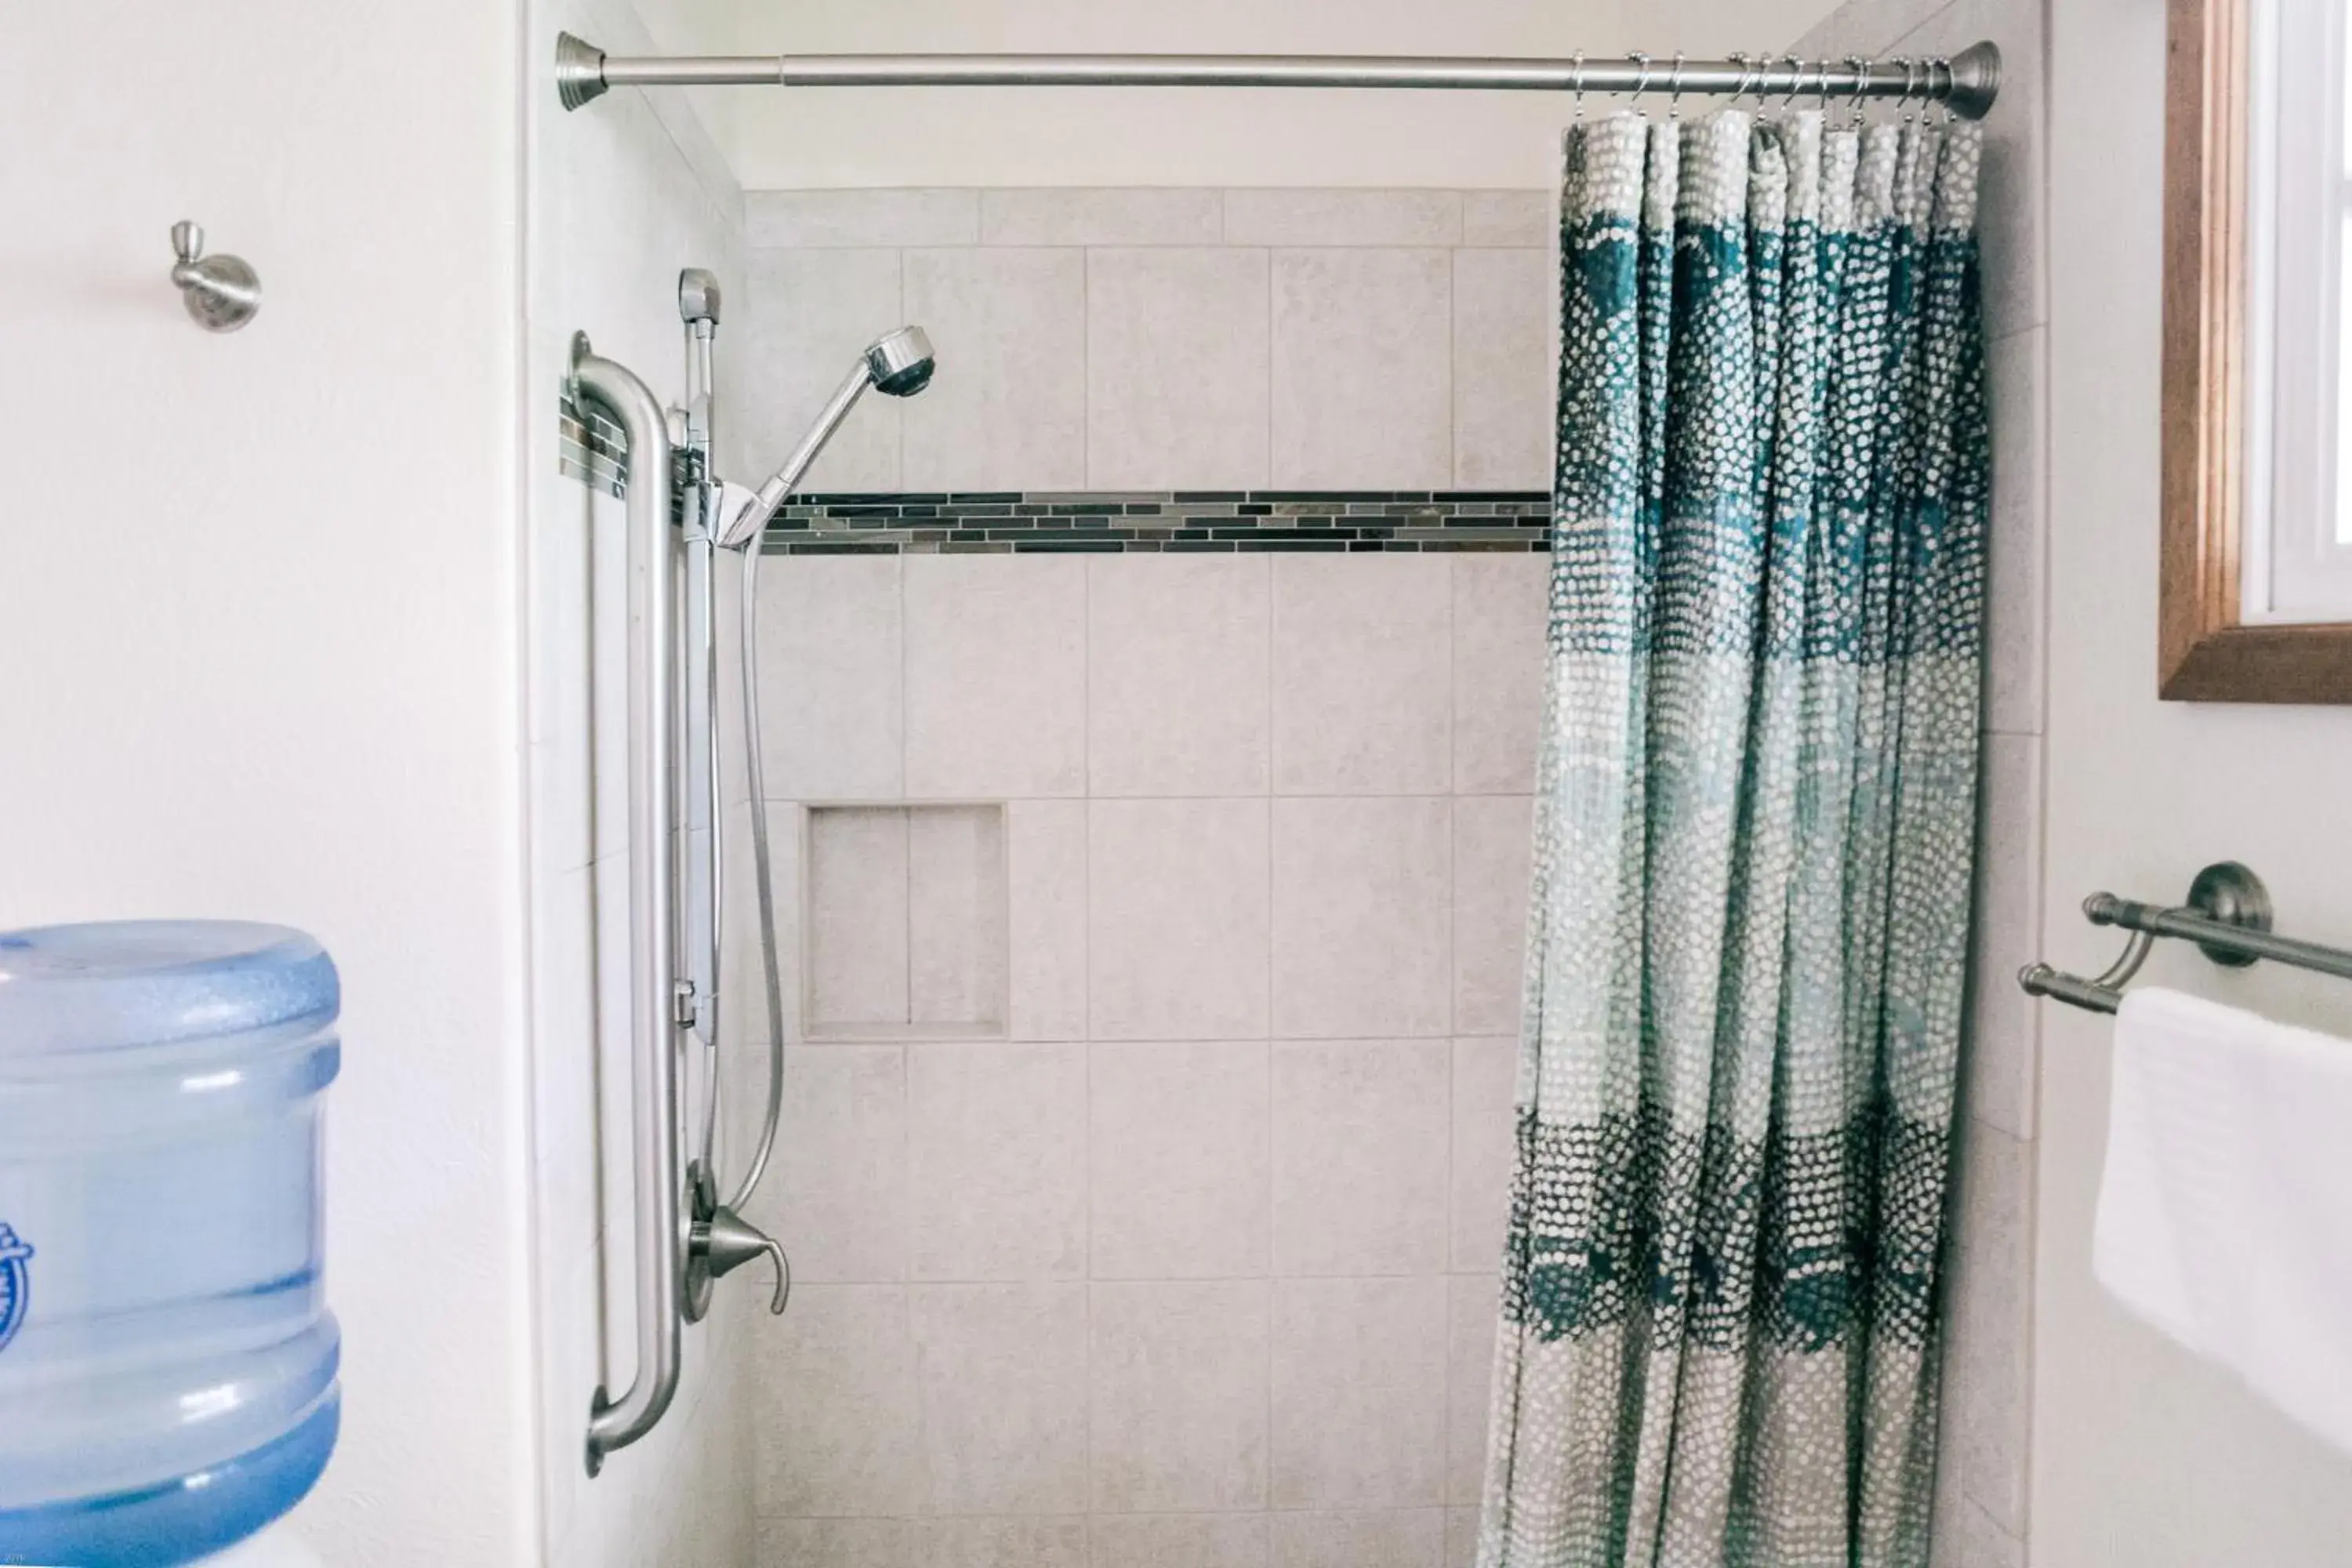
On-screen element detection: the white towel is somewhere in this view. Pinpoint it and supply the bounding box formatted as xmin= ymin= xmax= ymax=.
xmin=2095 ymin=986 xmax=2352 ymax=1456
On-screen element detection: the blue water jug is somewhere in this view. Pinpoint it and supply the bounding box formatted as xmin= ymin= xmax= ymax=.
xmin=0 ymin=923 xmax=342 ymax=1568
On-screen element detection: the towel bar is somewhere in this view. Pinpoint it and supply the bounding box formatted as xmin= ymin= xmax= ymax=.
xmin=2020 ymin=862 xmax=2352 ymax=1014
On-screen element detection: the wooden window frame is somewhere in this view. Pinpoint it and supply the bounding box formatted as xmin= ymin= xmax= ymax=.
xmin=2161 ymin=0 xmax=2352 ymax=701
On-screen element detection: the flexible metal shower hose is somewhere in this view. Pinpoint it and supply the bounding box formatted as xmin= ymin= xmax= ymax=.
xmin=722 ymin=537 xmax=787 ymax=1214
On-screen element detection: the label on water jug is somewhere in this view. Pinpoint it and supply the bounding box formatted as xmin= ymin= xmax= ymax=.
xmin=0 ymin=1223 xmax=31 ymax=1355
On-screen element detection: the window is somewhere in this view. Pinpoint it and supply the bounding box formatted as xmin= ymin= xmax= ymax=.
xmin=2244 ymin=0 xmax=2352 ymax=619
xmin=2158 ymin=0 xmax=2352 ymax=702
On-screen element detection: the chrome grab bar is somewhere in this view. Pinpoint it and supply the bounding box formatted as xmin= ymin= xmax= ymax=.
xmin=570 ymin=334 xmax=684 ymax=1475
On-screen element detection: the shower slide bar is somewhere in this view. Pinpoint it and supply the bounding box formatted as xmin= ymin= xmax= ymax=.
xmin=2020 ymin=862 xmax=2352 ymax=1015
xmin=555 ymin=34 xmax=2003 ymax=121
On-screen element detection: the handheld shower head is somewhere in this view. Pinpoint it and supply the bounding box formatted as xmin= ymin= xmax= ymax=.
xmin=715 ymin=325 xmax=937 ymax=550
xmin=866 ymin=326 xmax=935 ymax=397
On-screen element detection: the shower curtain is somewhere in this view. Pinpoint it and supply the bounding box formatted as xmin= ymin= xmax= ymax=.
xmin=1478 ymin=110 xmax=1986 ymax=1568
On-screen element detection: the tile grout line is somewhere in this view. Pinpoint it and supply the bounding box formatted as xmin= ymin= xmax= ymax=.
xmin=1449 ymin=247 xmax=1462 ymax=490
xmin=1080 ymin=245 xmax=1094 ymax=490
xmin=1265 ymin=547 xmax=1279 ymax=1516
xmin=1079 ymin=555 xmax=1095 ymax=1523
xmin=893 ymin=248 xmax=909 ymax=492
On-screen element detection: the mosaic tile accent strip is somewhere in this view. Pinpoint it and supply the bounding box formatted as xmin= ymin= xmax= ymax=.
xmin=758 ymin=491 xmax=1554 ymax=554
xmin=557 ymin=385 xmax=630 ymax=499
xmin=560 ymin=390 xmax=1550 ymax=551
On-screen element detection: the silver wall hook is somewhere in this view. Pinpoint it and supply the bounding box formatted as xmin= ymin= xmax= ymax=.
xmin=170 ymin=222 xmax=260 ymax=332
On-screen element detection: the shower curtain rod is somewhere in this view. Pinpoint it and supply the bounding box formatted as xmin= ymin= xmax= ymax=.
xmin=555 ymin=34 xmax=2002 ymax=120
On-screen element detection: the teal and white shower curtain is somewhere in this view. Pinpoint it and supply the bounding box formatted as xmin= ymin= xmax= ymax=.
xmin=1479 ymin=111 xmax=1987 ymax=1568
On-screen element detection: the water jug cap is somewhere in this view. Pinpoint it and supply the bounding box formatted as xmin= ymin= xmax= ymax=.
xmin=0 ymin=921 xmax=338 ymax=1058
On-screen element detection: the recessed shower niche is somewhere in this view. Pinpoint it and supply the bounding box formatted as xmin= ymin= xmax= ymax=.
xmin=802 ymin=803 xmax=1009 ymax=1040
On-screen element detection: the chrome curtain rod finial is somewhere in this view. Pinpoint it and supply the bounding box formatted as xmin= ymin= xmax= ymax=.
xmin=554 ymin=35 xmax=2002 ymax=119
xmin=169 ymin=222 xmax=260 ymax=332
xmin=557 ymin=32 xmax=610 ymax=109
xmin=2021 ymin=862 xmax=2352 ymax=1015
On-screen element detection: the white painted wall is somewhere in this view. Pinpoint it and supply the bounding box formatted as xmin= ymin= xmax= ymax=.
xmin=642 ymin=0 xmax=1843 ymax=188
xmin=0 ymin=6 xmax=535 ymax=1566
xmin=2037 ymin=1 xmax=2352 ymax=1563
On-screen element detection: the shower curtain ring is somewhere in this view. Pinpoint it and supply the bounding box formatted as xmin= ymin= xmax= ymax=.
xmin=1572 ymin=49 xmax=1586 ymax=119
xmin=1630 ymin=50 xmax=1651 ymax=106
xmin=1846 ymin=56 xmax=1871 ymax=127
xmin=1934 ymin=56 xmax=1958 ymax=123
xmin=1780 ymin=54 xmax=1804 ymax=111
xmin=1668 ymin=51 xmax=1686 ymax=118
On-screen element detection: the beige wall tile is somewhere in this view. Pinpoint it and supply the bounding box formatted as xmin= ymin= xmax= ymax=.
xmin=755 ymin=554 xmax=903 ymax=803
xmin=1946 ymin=1114 xmax=2032 ymax=1538
xmin=736 ymin=249 xmax=906 ymax=492
xmin=909 ymin=1283 xmax=1091 ymax=1515
xmin=1444 ymin=1508 xmax=1480 ymax=1568
xmin=904 ymin=554 xmax=1087 ymax=797
xmin=1271 ymin=249 xmax=1454 ymax=488
xmin=1461 ymin=191 xmax=1551 ymax=248
xmin=1271 ymin=1511 xmax=1446 ymax=1568
xmin=1452 ymin=555 xmax=1551 ymax=796
xmin=1272 ymin=1041 xmax=1450 ymax=1276
xmin=1270 ymin=1277 xmax=1450 ymax=1508
xmin=902 ymin=247 xmax=1087 ymax=489
xmin=1968 ymin=735 xmax=2041 ymax=1139
xmin=1090 ymin=1514 xmax=1272 ymax=1568
xmin=1452 ymin=796 xmax=1534 ymax=1037
xmin=1272 ymin=555 xmax=1453 ymax=796
xmin=1088 ymin=798 xmax=1272 ymax=1040
xmin=1091 ymin=1041 xmax=1271 ymax=1279
xmin=1450 ymin=1037 xmax=1518 ymax=1275
xmin=1984 ymin=325 xmax=2046 ymax=736
xmin=1088 ymin=555 xmax=1271 ymax=796
xmin=1090 ymin=1280 xmax=1272 ymax=1512
xmin=908 ymin=1043 xmax=1087 ymax=1281
xmin=1272 ymin=797 xmax=1453 ymax=1040
xmin=1452 ymin=248 xmax=1555 ymax=490
xmin=1445 ymin=1274 xmax=1499 ymax=1506
xmin=982 ymin=187 xmax=1225 ymax=245
xmin=753 ymin=1284 xmax=920 ymax=1516
xmin=1228 ymin=189 xmax=1463 ymax=246
xmin=1087 ymin=248 xmax=1272 ymax=490
xmin=908 ymin=1517 xmax=1090 ymax=1568
xmin=746 ymin=1043 xmax=907 ymax=1283
xmin=757 ymin=1518 xmax=908 ymax=1568
xmin=1009 ymin=799 xmax=1089 ymax=1041
xmin=746 ymin=188 xmax=979 ymax=247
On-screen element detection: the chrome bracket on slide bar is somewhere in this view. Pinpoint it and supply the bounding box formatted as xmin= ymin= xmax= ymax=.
xmin=568 ymin=333 xmax=685 ymax=1476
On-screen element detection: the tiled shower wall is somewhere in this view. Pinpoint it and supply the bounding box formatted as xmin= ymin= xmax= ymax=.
xmin=731 ymin=187 xmax=1559 ymax=497
xmin=735 ymin=550 xmax=1549 ymax=1566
